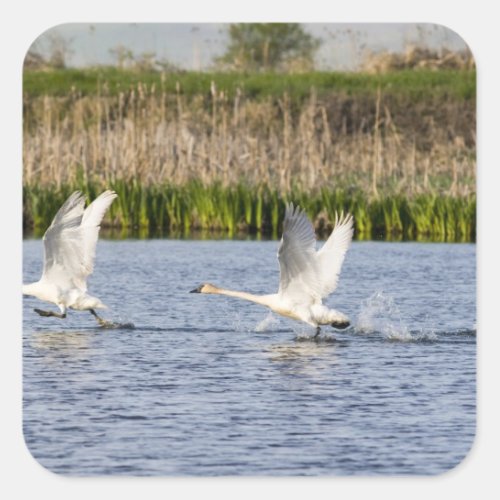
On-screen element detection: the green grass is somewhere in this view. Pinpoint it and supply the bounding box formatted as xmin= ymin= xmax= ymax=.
xmin=23 ymin=67 xmax=476 ymax=101
xmin=23 ymin=181 xmax=476 ymax=242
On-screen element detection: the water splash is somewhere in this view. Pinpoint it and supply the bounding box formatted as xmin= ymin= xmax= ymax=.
xmin=355 ymin=291 xmax=436 ymax=342
xmin=99 ymin=320 xmax=135 ymax=330
xmin=411 ymin=315 xmax=438 ymax=342
xmin=355 ymin=291 xmax=405 ymax=337
xmin=100 ymin=312 xmax=136 ymax=330
xmin=229 ymin=310 xmax=246 ymax=332
xmin=255 ymin=312 xmax=280 ymax=332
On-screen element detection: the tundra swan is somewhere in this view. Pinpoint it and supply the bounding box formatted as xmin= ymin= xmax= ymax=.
xmin=23 ymin=190 xmax=117 ymax=326
xmin=191 ymin=203 xmax=354 ymax=336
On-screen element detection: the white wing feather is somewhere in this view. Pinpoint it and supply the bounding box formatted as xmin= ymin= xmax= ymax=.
xmin=315 ymin=212 xmax=354 ymax=297
xmin=80 ymin=190 xmax=118 ymax=277
xmin=277 ymin=203 xmax=353 ymax=304
xmin=41 ymin=190 xmax=117 ymax=291
xmin=42 ymin=191 xmax=86 ymax=288
xmin=278 ymin=203 xmax=322 ymax=303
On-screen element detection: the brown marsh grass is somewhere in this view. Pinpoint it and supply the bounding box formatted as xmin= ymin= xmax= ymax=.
xmin=22 ymin=79 xmax=476 ymax=240
xmin=23 ymin=81 xmax=475 ymax=196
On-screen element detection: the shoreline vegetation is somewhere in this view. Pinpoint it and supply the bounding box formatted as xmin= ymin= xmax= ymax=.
xmin=23 ymin=181 xmax=475 ymax=242
xmin=23 ymin=68 xmax=476 ymax=242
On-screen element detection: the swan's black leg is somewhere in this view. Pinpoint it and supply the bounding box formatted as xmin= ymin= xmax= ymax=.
xmin=314 ymin=326 xmax=321 ymax=338
xmin=90 ymin=308 xmax=107 ymax=326
xmin=89 ymin=309 xmax=113 ymax=327
xmin=34 ymin=308 xmax=66 ymax=319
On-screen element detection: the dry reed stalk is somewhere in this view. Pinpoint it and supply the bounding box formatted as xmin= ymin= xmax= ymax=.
xmin=372 ymin=87 xmax=382 ymax=197
xmin=23 ymin=85 xmax=476 ymax=199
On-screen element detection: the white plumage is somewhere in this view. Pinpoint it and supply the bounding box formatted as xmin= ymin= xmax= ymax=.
xmin=191 ymin=202 xmax=354 ymax=335
xmin=23 ymin=190 xmax=117 ymax=324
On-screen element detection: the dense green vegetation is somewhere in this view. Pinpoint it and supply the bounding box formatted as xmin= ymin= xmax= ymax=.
xmin=23 ymin=68 xmax=476 ymax=101
xmin=23 ymin=181 xmax=476 ymax=242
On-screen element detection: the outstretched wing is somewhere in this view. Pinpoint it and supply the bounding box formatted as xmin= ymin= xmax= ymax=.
xmin=80 ymin=190 xmax=117 ymax=278
xmin=277 ymin=203 xmax=353 ymax=304
xmin=42 ymin=191 xmax=86 ymax=287
xmin=277 ymin=203 xmax=322 ymax=304
xmin=315 ymin=212 xmax=354 ymax=297
xmin=41 ymin=190 xmax=117 ymax=290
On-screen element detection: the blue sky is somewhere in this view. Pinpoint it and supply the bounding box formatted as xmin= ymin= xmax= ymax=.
xmin=29 ymin=23 xmax=469 ymax=70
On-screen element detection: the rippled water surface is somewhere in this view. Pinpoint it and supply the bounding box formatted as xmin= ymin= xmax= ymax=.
xmin=23 ymin=240 xmax=476 ymax=476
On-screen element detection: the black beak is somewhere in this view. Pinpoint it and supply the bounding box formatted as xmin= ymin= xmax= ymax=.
xmin=189 ymin=287 xmax=200 ymax=293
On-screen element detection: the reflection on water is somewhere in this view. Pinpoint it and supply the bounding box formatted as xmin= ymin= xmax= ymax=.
xmin=25 ymin=227 xmax=278 ymax=242
xmin=24 ymin=226 xmax=471 ymax=243
xmin=264 ymin=341 xmax=339 ymax=378
xmin=30 ymin=330 xmax=94 ymax=352
xmin=28 ymin=330 xmax=98 ymax=364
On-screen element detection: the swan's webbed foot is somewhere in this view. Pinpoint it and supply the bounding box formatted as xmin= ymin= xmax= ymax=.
xmin=90 ymin=309 xmax=113 ymax=328
xmin=34 ymin=308 xmax=66 ymax=319
xmin=331 ymin=320 xmax=350 ymax=330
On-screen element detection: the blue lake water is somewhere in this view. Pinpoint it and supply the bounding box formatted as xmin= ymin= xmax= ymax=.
xmin=22 ymin=239 xmax=476 ymax=476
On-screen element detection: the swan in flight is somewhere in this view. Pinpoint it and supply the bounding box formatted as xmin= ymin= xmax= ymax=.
xmin=23 ymin=190 xmax=117 ymax=326
xmin=191 ymin=203 xmax=354 ymax=337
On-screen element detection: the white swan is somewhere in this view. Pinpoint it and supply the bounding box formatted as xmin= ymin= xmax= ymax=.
xmin=191 ymin=203 xmax=354 ymax=336
xmin=23 ymin=190 xmax=117 ymax=326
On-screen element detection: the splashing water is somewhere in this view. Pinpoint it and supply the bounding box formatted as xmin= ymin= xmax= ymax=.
xmin=355 ymin=291 xmax=436 ymax=341
xmin=100 ymin=320 xmax=136 ymax=330
xmin=355 ymin=291 xmax=403 ymax=335
xmin=255 ymin=312 xmax=280 ymax=332
xmin=230 ymin=310 xmax=246 ymax=332
xmin=101 ymin=311 xmax=136 ymax=330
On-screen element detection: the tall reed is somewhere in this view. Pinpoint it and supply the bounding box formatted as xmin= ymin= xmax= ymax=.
xmin=23 ymin=181 xmax=476 ymax=242
xmin=23 ymin=80 xmax=475 ymax=198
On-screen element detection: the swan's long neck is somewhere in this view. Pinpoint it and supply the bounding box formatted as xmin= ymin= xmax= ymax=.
xmin=213 ymin=287 xmax=276 ymax=308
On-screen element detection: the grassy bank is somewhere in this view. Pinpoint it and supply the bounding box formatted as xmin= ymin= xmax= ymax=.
xmin=23 ymin=181 xmax=476 ymax=242
xmin=24 ymin=68 xmax=476 ymax=100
